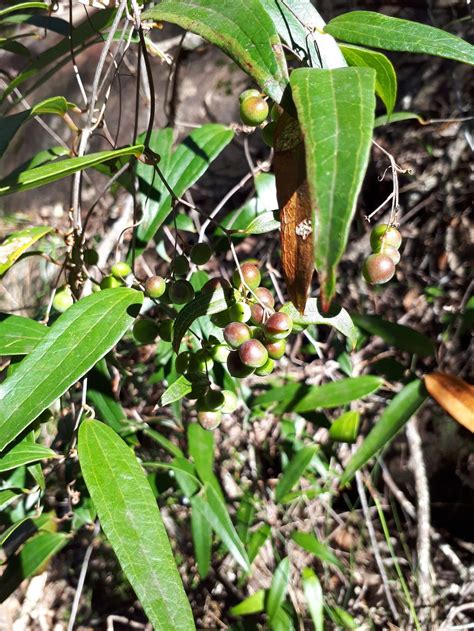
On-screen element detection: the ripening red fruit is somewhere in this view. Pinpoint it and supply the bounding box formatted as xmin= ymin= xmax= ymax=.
xmin=232 ymin=263 xmax=261 ymax=290
xmin=169 ymin=280 xmax=195 ymax=304
xmin=224 ymin=322 xmax=251 ymax=348
xmin=254 ymin=287 xmax=275 ymax=309
xmin=227 ymin=351 xmax=255 ymax=378
xmin=239 ymin=339 xmax=268 ymax=368
xmin=190 ymin=242 xmax=212 ymax=265
xmin=265 ymin=338 xmax=286 ymax=360
xmin=362 ymin=253 xmax=396 ymax=284
xmin=370 ymin=224 xmax=402 ymax=251
xmin=198 ymin=410 xmax=222 ymax=430
xmin=249 ymin=303 xmax=264 ymax=325
xmin=264 ymin=312 xmax=293 ymax=340
xmin=145 ymin=275 xmax=166 ymax=299
xmin=240 ymin=96 xmax=269 ymax=126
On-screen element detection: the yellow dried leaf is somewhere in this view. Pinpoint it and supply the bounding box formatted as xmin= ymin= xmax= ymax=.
xmin=424 ymin=372 xmax=474 ymax=433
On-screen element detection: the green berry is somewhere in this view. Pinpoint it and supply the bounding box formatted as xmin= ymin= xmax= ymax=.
xmin=228 ymin=301 xmax=252 ymax=323
xmin=232 ymin=263 xmax=261 ymax=290
xmin=362 ymin=253 xmax=396 ymax=285
xmin=201 ymin=389 xmax=226 ymax=412
xmin=227 ymin=350 xmax=255 ymax=378
xmin=100 ymin=275 xmax=122 ymax=290
xmin=224 ymin=322 xmax=251 ymax=349
xmin=264 ymin=312 xmax=292 ymax=341
xmin=171 ymin=254 xmax=190 ymax=276
xmin=133 ymin=319 xmax=159 ymax=344
xmin=209 ymin=344 xmax=230 ymax=363
xmin=169 ymin=280 xmax=195 ymax=304
xmin=239 ymin=88 xmax=261 ymax=104
xmin=221 ymin=390 xmax=239 ymax=413
xmin=239 ymin=339 xmax=268 ymax=368
xmin=158 ymin=319 xmax=173 ymax=342
xmin=145 ymin=275 xmax=166 ymax=299
xmin=111 ymin=261 xmax=131 ymax=278
xmin=261 ymin=121 xmax=276 ymax=147
xmin=265 ymin=339 xmax=286 ymax=360
xmin=189 ymin=350 xmax=214 ymax=373
xmin=83 ymin=248 xmax=99 ymax=266
xmin=240 ymin=96 xmax=269 ymax=126
xmin=370 ymin=224 xmax=402 ymax=251
xmin=198 ymin=410 xmax=222 ymax=430
xmin=255 ymin=357 xmax=275 ymax=376
xmin=53 ymin=286 xmax=74 ymax=313
xmin=190 ymin=243 xmax=212 ymax=265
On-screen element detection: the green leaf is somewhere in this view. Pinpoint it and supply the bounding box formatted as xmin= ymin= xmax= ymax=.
xmin=374 ymin=111 xmax=425 ymax=127
xmin=31 ymin=95 xmax=74 ymax=116
xmin=0 ymin=37 xmax=31 ymax=57
xmin=294 ymin=376 xmax=382 ymax=414
xmin=0 ymin=2 xmax=48 ymax=17
xmin=160 ymin=375 xmax=193 ymax=406
xmin=173 ymin=286 xmax=234 ymax=351
xmin=0 ymin=313 xmax=46 ymax=355
xmin=329 ymin=411 xmax=360 ymax=443
xmin=0 ymin=288 xmax=143 ymax=452
xmin=0 ymin=438 xmax=56 ymax=473
xmin=247 ymin=523 xmax=271 ymax=564
xmin=352 ymin=314 xmax=436 ymax=357
xmin=275 ymin=446 xmax=316 ymax=503
xmin=144 ymin=427 xmax=184 ymax=459
xmin=0 ymin=489 xmax=21 ymax=510
xmin=339 ymin=44 xmax=397 ymax=116
xmin=143 ymin=1 xmax=288 ymax=102
xmin=244 ymin=211 xmax=280 ymax=235
xmin=191 ymin=484 xmax=250 ymax=572
xmin=302 ymin=568 xmax=324 ymax=631
xmin=0 ymin=531 xmax=68 ymax=602
xmin=259 ymin=0 xmax=345 ymax=69
xmin=266 ymin=557 xmax=290 ymax=622
xmin=327 ymin=606 xmax=359 ymax=629
xmin=0 ymin=145 xmax=143 ymax=197
xmin=341 ymin=379 xmax=428 ymax=485
xmin=290 ymin=67 xmax=376 ymax=308
xmin=137 ymin=125 xmax=234 ymax=243
xmin=230 ymin=589 xmax=266 ymax=616
xmin=280 ymin=299 xmax=358 ymax=348
xmin=0 ymin=226 xmax=52 ymax=276
xmin=188 ymin=423 xmax=223 ymax=499
xmin=78 ymin=420 xmax=195 ymax=630
xmin=236 ymin=494 xmax=255 ymax=545
xmin=292 ymin=531 xmax=343 ymax=570
xmin=191 ymin=509 xmax=212 ymax=579
xmin=325 ymin=11 xmax=474 ymax=65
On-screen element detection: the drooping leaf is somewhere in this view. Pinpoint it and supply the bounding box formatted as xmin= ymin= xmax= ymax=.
xmin=0 ymin=438 xmax=56 ymax=473
xmin=325 ymin=11 xmax=474 ymax=65
xmin=374 ymin=111 xmax=426 ymax=127
xmin=188 ymin=423 xmax=223 ymax=499
xmin=327 ymin=606 xmax=359 ymax=629
xmin=424 ymin=373 xmax=474 ymax=433
xmin=143 ymin=1 xmax=288 ymax=102
xmin=0 ymin=2 xmax=48 ymax=17
xmin=352 ymin=313 xmax=436 ymax=357
xmin=280 ymin=299 xmax=358 ymax=348
xmin=292 ymin=531 xmax=343 ymax=570
xmin=230 ymin=589 xmax=266 ymax=616
xmin=191 ymin=484 xmax=250 ymax=572
xmin=0 ymin=489 xmax=21 ymax=511
xmin=275 ymin=446 xmax=316 ymax=503
xmin=329 ymin=411 xmax=360 ymax=443
xmin=340 ymin=44 xmax=397 ymax=116
xmin=78 ymin=420 xmax=195 ymax=630
xmin=247 ymin=523 xmax=271 ymax=564
xmin=160 ymin=375 xmax=193 ymax=406
xmin=0 ymin=226 xmax=52 ymax=276
xmin=266 ymin=557 xmax=290 ymax=622
xmin=302 ymin=568 xmax=324 ymax=631
xmin=341 ymin=379 xmax=428 ymax=485
xmin=137 ymin=125 xmax=234 ymax=243
xmin=0 ymin=288 xmax=143 ymax=452
xmin=290 ymin=67 xmax=376 ymax=309
xmin=0 ymin=313 xmax=46 ymax=355
xmin=191 ymin=509 xmax=212 ymax=579
xmin=0 ymin=531 xmax=68 ymax=602
xmin=294 ymin=376 xmax=382 ymax=414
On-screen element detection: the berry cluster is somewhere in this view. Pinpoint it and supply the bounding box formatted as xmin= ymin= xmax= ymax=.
xmin=362 ymin=223 xmax=402 ymax=285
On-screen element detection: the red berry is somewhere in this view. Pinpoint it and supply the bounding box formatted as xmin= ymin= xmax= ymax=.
xmin=379 ymin=244 xmax=401 ymax=265
xmin=232 ymin=263 xmax=261 ymax=290
xmin=254 ymin=287 xmax=275 ymax=309
xmin=198 ymin=411 xmax=222 ymax=430
xmin=240 ymin=96 xmax=269 ymax=126
xmin=249 ymin=303 xmax=264 ymax=325
xmin=239 ymin=339 xmax=268 ymax=368
xmin=265 ymin=339 xmax=286 ymax=360
xmin=145 ymin=275 xmax=166 ymax=299
xmin=362 ymin=253 xmax=396 ymax=284
xmin=224 ymin=322 xmax=251 ymax=349
xmin=264 ymin=312 xmax=292 ymax=340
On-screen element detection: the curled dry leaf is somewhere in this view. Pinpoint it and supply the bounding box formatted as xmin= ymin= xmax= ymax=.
xmin=424 ymin=372 xmax=474 ymax=433
xmin=274 ymin=112 xmax=313 ymax=313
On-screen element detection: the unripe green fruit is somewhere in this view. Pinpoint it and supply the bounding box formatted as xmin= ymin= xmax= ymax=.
xmin=190 ymin=242 xmax=212 ymax=265
xmin=133 ymin=319 xmax=159 ymax=344
xmin=379 ymin=244 xmax=401 ymax=265
xmin=370 ymin=223 xmax=402 ymax=251
xmin=254 ymin=286 xmax=275 ymax=309
xmin=158 ymin=319 xmax=173 ymax=342
xmin=145 ymin=275 xmax=166 ymax=299
xmin=211 ymin=309 xmax=232 ymax=329
xmin=111 ymin=261 xmax=131 ymax=278
xmin=232 ymin=263 xmax=261 ymax=290
xmin=169 ymin=280 xmax=195 ymax=304
xmin=227 ymin=350 xmax=255 ymax=378
xmin=53 ymin=286 xmax=74 ymax=313
xmin=100 ymin=275 xmax=122 ymax=290
xmin=224 ymin=322 xmax=251 ymax=348
xmin=240 ymin=96 xmax=269 ymax=126
xmin=201 ymin=389 xmax=226 ymax=412
xmin=264 ymin=312 xmax=293 ymax=340
xmin=83 ymin=248 xmax=99 ymax=266
xmin=176 ymin=351 xmax=192 ymax=374
xmin=239 ymin=339 xmax=268 ymax=368
xmin=265 ymin=338 xmax=286 ymax=360
xmin=362 ymin=253 xmax=396 ymax=284
xmin=202 ymin=277 xmax=231 ymax=292
xmin=261 ymin=121 xmax=276 ymax=147
xmin=228 ymin=301 xmax=252 ymax=323
xmin=255 ymin=357 xmax=275 ymax=376
xmin=189 ymin=350 xmax=214 ymax=373
xmin=198 ymin=410 xmax=222 ymax=430
xmin=249 ymin=303 xmax=264 ymax=325
xmin=239 ymin=88 xmax=260 ymax=104
xmin=221 ymin=389 xmax=239 ymax=413
xmin=209 ymin=344 xmax=230 ymax=363
xmin=171 ymin=254 xmax=190 ymax=276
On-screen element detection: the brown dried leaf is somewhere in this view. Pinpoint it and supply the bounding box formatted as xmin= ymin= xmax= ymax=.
xmin=424 ymin=372 xmax=474 ymax=433
xmin=274 ymin=113 xmax=313 ymax=313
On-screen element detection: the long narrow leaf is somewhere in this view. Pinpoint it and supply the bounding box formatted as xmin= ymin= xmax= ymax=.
xmin=0 ymin=313 xmax=46 ymax=355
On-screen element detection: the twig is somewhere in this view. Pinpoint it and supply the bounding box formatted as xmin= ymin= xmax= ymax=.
xmin=67 ymin=521 xmax=100 ymax=631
